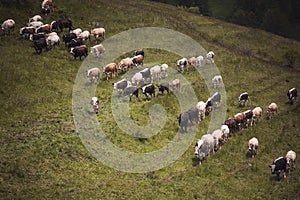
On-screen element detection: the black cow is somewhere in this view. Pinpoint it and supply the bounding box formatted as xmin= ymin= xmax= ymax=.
xmin=139 ymin=68 xmax=151 ymax=82
xmin=30 ymin=33 xmax=45 ymax=41
xmin=33 ymin=38 xmax=48 ymax=54
xmin=239 ymin=92 xmax=249 ymax=107
xmin=134 ymin=49 xmax=144 ymax=57
xmin=243 ymin=109 xmax=253 ymax=127
xmin=113 ymin=79 xmax=130 ymax=94
xmin=178 ymin=111 xmax=189 ymax=133
xmin=141 ymin=84 xmax=155 ymax=100
xmin=67 ymin=38 xmax=83 ymax=49
xmin=70 ymin=45 xmax=88 ymax=60
xmin=63 ymin=33 xmax=77 ymax=45
xmin=51 ymin=19 xmax=73 ymax=32
xmin=124 ymin=86 xmax=140 ymax=102
xmin=269 ymin=157 xmax=287 ymax=181
xmin=158 ymin=82 xmax=170 ymax=95
xmin=287 ymin=88 xmax=297 ymax=105
xmin=206 ymin=92 xmax=221 ymax=112
xmin=187 ymin=106 xmax=200 ymax=125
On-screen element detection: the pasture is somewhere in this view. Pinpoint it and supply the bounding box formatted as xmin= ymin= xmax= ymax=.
xmin=0 ymin=0 xmax=300 ymax=199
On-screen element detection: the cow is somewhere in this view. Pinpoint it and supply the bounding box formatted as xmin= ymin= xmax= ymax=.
xmin=134 ymin=49 xmax=144 ymax=57
xmin=87 ymin=67 xmax=101 ymax=84
xmin=158 ymin=82 xmax=170 ymax=95
xmin=103 ymin=63 xmax=118 ymax=80
xmin=90 ymin=44 xmax=105 ymax=57
xmin=286 ymin=150 xmax=296 ymax=173
xmin=169 ymin=79 xmax=180 ymax=91
xmin=90 ymin=97 xmax=99 ymax=114
xmin=243 ymin=109 xmax=253 ymax=127
xmin=51 ymin=19 xmax=73 ymax=32
xmin=160 ymin=64 xmax=168 ymax=78
xmin=248 ymin=137 xmax=258 ymax=158
xmin=176 ymin=57 xmax=188 ymax=72
xmin=41 ymin=0 xmax=53 ymax=16
xmin=187 ymin=106 xmax=200 ymax=125
xmin=29 ymin=15 xmax=42 ymax=23
xmin=29 ymin=33 xmax=46 ymax=41
xmin=46 ymin=34 xmax=60 ymax=47
xmin=78 ymin=30 xmax=91 ymax=41
xmin=118 ymin=57 xmax=133 ymax=72
xmin=113 ymin=79 xmax=131 ymax=94
xmin=28 ymin=21 xmax=43 ymax=29
xmin=220 ymin=124 xmax=230 ymax=141
xmin=91 ymin=27 xmax=105 ymax=40
xmin=124 ymin=86 xmax=140 ymax=102
xmin=224 ymin=117 xmax=237 ymax=133
xmin=20 ymin=26 xmax=35 ymax=38
xmin=141 ymin=84 xmax=155 ymax=100
xmin=70 ymin=45 xmax=88 ymax=60
xmin=196 ymin=55 xmax=204 ymax=67
xmin=139 ymin=68 xmax=151 ymax=82
xmin=150 ymin=65 xmax=161 ymax=82
xmin=62 ymin=33 xmax=77 ymax=45
xmin=269 ymin=157 xmax=287 ymax=181
xmin=212 ymin=129 xmax=224 ymax=151
xmin=34 ymin=38 xmax=48 ymax=54
xmin=234 ymin=112 xmax=246 ymax=130
xmin=1 ymin=19 xmax=15 ymax=35
xmin=36 ymin=24 xmax=51 ymax=33
xmin=132 ymin=55 xmax=144 ymax=67
xmin=212 ymin=75 xmax=223 ymax=89
xmin=67 ymin=38 xmax=83 ymax=49
xmin=206 ymin=92 xmax=221 ymax=112
xmin=196 ymin=101 xmax=206 ymax=121
xmin=238 ymin=92 xmax=249 ymax=107
xmin=266 ymin=102 xmax=278 ymax=119
xmin=287 ymin=88 xmax=297 ymax=105
xmin=188 ymin=57 xmax=197 ymax=66
xmin=178 ymin=111 xmax=189 ymax=133
xmin=194 ymin=134 xmax=215 ymax=164
xmin=70 ymin=28 xmax=82 ymax=37
xmin=252 ymin=106 xmax=262 ymax=124
xmin=206 ymin=51 xmax=215 ymax=64
xmin=132 ymin=72 xmax=144 ymax=86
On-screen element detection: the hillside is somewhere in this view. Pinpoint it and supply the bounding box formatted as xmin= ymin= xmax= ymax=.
xmin=0 ymin=0 xmax=300 ymax=199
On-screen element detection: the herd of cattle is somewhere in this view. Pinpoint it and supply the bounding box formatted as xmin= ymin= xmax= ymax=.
xmin=1 ymin=1 xmax=298 ymax=181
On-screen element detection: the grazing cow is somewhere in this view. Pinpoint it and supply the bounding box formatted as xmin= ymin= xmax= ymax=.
xmin=28 ymin=21 xmax=43 ymax=29
xmin=212 ymin=75 xmax=223 ymax=89
xmin=178 ymin=111 xmax=189 ymax=133
xmin=90 ymin=97 xmax=99 ymax=114
xmin=30 ymin=33 xmax=45 ymax=41
xmin=176 ymin=57 xmax=188 ymax=72
xmin=20 ymin=26 xmax=35 ymax=38
xmin=269 ymin=157 xmax=287 ymax=181
xmin=87 ymin=67 xmax=101 ymax=84
xmin=196 ymin=55 xmax=204 ymax=67
xmin=41 ymin=0 xmax=53 ymax=16
xmin=206 ymin=51 xmax=215 ymax=64
xmin=194 ymin=134 xmax=215 ymax=164
xmin=131 ymin=72 xmax=144 ymax=86
xmin=78 ymin=30 xmax=91 ymax=41
xmin=252 ymin=106 xmax=262 ymax=124
xmin=70 ymin=28 xmax=82 ymax=37
xmin=36 ymin=24 xmax=51 ymax=33
xmin=51 ymin=19 xmax=73 ymax=32
xmin=103 ymin=63 xmax=118 ymax=80
xmin=141 ymin=84 xmax=155 ymax=100
xmin=118 ymin=57 xmax=134 ymax=72
xmin=67 ymin=38 xmax=83 ymax=49
xmin=234 ymin=112 xmax=246 ymax=130
xmin=29 ymin=15 xmax=42 ymax=23
xmin=90 ymin=44 xmax=105 ymax=57
xmin=196 ymin=101 xmax=206 ymax=121
xmin=286 ymin=150 xmax=296 ymax=173
xmin=238 ymin=92 xmax=249 ymax=107
xmin=206 ymin=92 xmax=221 ymax=112
xmin=287 ymin=88 xmax=297 ymax=105
xmin=132 ymin=55 xmax=144 ymax=67
xmin=248 ymin=137 xmax=258 ymax=158
xmin=243 ymin=109 xmax=253 ymax=127
xmin=221 ymin=124 xmax=230 ymax=141
xmin=139 ymin=68 xmax=151 ymax=82
xmin=70 ymin=45 xmax=88 ymax=60
xmin=113 ymin=79 xmax=131 ymax=94
xmin=160 ymin=64 xmax=168 ymax=78
xmin=1 ymin=19 xmax=15 ymax=35
xmin=158 ymin=82 xmax=170 ymax=95
xmin=267 ymin=102 xmax=278 ymax=119
xmin=46 ymin=34 xmax=60 ymax=47
xmin=134 ymin=49 xmax=144 ymax=57
xmin=150 ymin=65 xmax=161 ymax=81
xmin=124 ymin=86 xmax=140 ymax=102
xmin=91 ymin=27 xmax=105 ymax=40
xmin=62 ymin=33 xmax=77 ymax=45
xmin=187 ymin=106 xmax=200 ymax=125
xmin=224 ymin=117 xmax=237 ymax=133
xmin=34 ymin=38 xmax=48 ymax=54
xmin=188 ymin=57 xmax=197 ymax=66
xmin=169 ymin=79 xmax=180 ymax=91
xmin=212 ymin=129 xmax=224 ymax=151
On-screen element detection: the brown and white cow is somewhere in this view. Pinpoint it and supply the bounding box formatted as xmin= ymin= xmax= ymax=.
xmin=91 ymin=27 xmax=105 ymax=40
xmin=36 ymin=24 xmax=51 ymax=33
xmin=267 ymin=102 xmax=278 ymax=119
xmin=234 ymin=112 xmax=245 ymax=130
xmin=90 ymin=44 xmax=105 ymax=57
xmin=20 ymin=26 xmax=35 ymax=38
xmin=1 ymin=19 xmax=15 ymax=35
xmin=87 ymin=67 xmax=101 ymax=84
xmin=118 ymin=57 xmax=133 ymax=72
xmin=252 ymin=106 xmax=262 ymax=124
xmin=103 ymin=63 xmax=118 ymax=80
xmin=131 ymin=55 xmax=144 ymax=67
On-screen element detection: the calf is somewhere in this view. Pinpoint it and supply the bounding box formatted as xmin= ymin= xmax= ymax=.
xmin=286 ymin=150 xmax=296 ymax=173
xmin=287 ymin=88 xmax=297 ymax=105
xmin=90 ymin=97 xmax=99 ymax=114
xmin=124 ymin=86 xmax=140 ymax=102
xmin=141 ymin=84 xmax=155 ymax=100
xmin=87 ymin=67 xmax=101 ymax=84
xmin=103 ymin=63 xmax=118 ymax=80
xmin=113 ymin=79 xmax=131 ymax=94
xmin=238 ymin=92 xmax=249 ymax=107
xmin=70 ymin=45 xmax=88 ymax=60
xmin=267 ymin=102 xmax=278 ymax=119
xmin=269 ymin=157 xmax=287 ymax=181
xmin=178 ymin=111 xmax=189 ymax=133
xmin=248 ymin=137 xmax=258 ymax=158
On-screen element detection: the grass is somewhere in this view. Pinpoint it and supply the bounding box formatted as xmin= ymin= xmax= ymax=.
xmin=0 ymin=0 xmax=300 ymax=199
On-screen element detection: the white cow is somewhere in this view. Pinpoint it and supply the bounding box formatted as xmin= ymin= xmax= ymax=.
xmin=169 ymin=79 xmax=180 ymax=91
xmin=248 ymin=137 xmax=258 ymax=158
xmin=46 ymin=34 xmax=60 ymax=47
xmin=1 ymin=19 xmax=15 ymax=35
xmin=286 ymin=150 xmax=296 ymax=173
xmin=70 ymin=28 xmax=82 ymax=37
xmin=150 ymin=65 xmax=161 ymax=82
xmin=87 ymin=67 xmax=101 ymax=84
xmin=160 ymin=64 xmax=168 ymax=78
xmin=196 ymin=55 xmax=204 ymax=67
xmin=212 ymin=129 xmax=223 ymax=151
xmin=131 ymin=72 xmax=144 ymax=86
xmin=28 ymin=21 xmax=43 ymax=29
xmin=220 ymin=124 xmax=230 ymax=141
xmin=252 ymin=106 xmax=262 ymax=124
xmin=196 ymin=101 xmax=206 ymax=121
xmin=91 ymin=27 xmax=105 ymax=40
xmin=194 ymin=134 xmax=214 ymax=164
xmin=29 ymin=15 xmax=42 ymax=23
xmin=206 ymin=51 xmax=215 ymax=64
xmin=78 ymin=30 xmax=90 ymax=41
xmin=90 ymin=44 xmax=105 ymax=57
xmin=212 ymin=75 xmax=223 ymax=89
xmin=90 ymin=97 xmax=99 ymax=114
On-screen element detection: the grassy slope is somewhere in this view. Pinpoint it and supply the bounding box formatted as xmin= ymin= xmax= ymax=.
xmin=0 ymin=0 xmax=300 ymax=199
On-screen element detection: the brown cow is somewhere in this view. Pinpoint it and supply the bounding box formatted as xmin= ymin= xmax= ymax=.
xmin=224 ymin=117 xmax=237 ymax=133
xmin=132 ymin=55 xmax=144 ymax=67
xmin=70 ymin=45 xmax=88 ymax=60
xmin=36 ymin=24 xmax=51 ymax=33
xmin=103 ymin=63 xmax=118 ymax=80
xmin=234 ymin=112 xmax=245 ymax=129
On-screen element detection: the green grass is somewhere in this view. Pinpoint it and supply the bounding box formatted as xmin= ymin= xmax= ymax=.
xmin=0 ymin=0 xmax=300 ymax=199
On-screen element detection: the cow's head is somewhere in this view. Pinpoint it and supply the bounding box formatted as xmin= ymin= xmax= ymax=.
xmin=269 ymin=164 xmax=276 ymax=174
xmin=194 ymin=140 xmax=203 ymax=155
xmin=70 ymin=48 xmax=75 ymax=55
